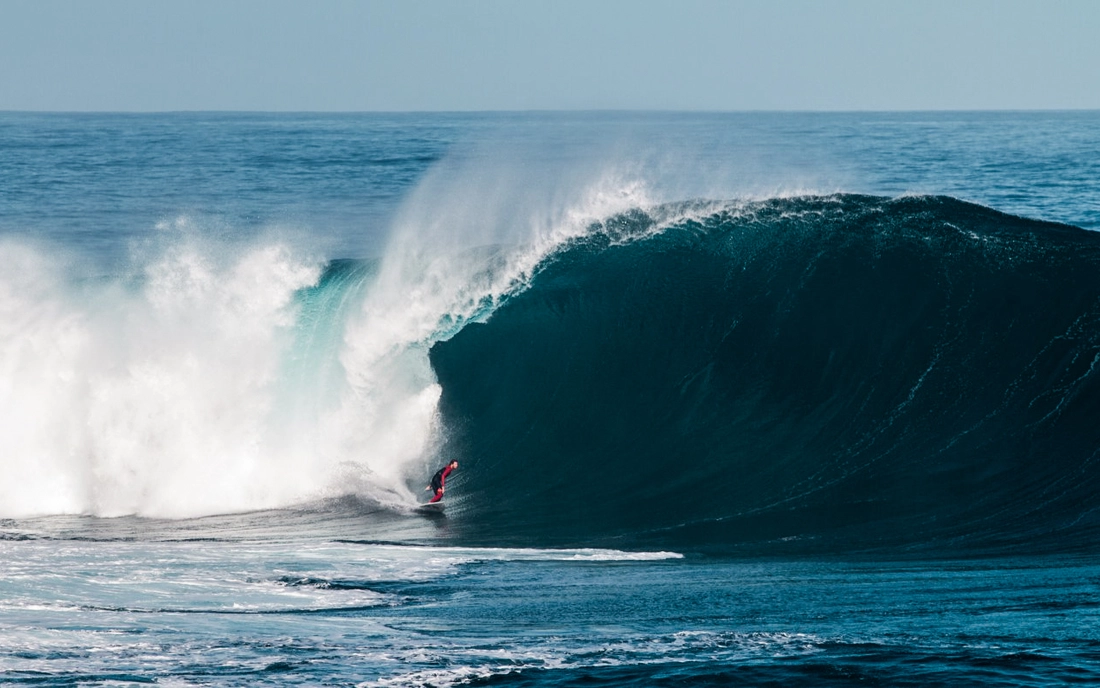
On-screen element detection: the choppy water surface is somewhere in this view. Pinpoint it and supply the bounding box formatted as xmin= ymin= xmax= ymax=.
xmin=3 ymin=531 xmax=1097 ymax=687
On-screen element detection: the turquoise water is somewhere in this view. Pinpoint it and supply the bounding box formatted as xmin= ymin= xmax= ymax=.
xmin=2 ymin=112 xmax=1100 ymax=685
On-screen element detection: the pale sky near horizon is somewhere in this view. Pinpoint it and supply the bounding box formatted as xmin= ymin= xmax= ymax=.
xmin=1 ymin=0 xmax=1098 ymax=112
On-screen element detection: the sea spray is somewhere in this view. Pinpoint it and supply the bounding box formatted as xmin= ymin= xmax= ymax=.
xmin=335 ymin=159 xmax=658 ymax=500
xmin=0 ymin=160 xmax=661 ymax=518
xmin=0 ymin=241 xmax=90 ymax=515
xmin=0 ymin=237 xmax=322 ymax=517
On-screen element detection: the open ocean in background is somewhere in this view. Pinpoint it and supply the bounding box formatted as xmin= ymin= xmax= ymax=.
xmin=2 ymin=111 xmax=1100 ymax=686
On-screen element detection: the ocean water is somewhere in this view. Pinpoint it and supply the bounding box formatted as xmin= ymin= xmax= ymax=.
xmin=2 ymin=111 xmax=1100 ymax=686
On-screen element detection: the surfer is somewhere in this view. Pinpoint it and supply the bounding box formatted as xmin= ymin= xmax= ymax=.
xmin=426 ymin=460 xmax=458 ymax=503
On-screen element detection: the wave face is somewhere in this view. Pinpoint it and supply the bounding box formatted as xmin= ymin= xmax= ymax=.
xmin=430 ymin=195 xmax=1100 ymax=554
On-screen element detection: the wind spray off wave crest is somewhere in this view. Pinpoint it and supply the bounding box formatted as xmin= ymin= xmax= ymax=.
xmin=335 ymin=155 xmax=659 ymax=495
xmin=0 ymin=153 xmax=661 ymax=519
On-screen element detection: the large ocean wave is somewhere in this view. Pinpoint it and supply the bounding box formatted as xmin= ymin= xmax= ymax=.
xmin=5 ymin=191 xmax=1100 ymax=555
xmin=430 ymin=195 xmax=1100 ymax=554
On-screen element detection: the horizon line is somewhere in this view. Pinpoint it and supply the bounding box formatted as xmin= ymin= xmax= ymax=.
xmin=2 ymin=107 xmax=1099 ymax=116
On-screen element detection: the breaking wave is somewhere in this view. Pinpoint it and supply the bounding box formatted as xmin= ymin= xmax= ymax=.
xmin=6 ymin=188 xmax=1100 ymax=555
xmin=430 ymin=195 xmax=1100 ymax=554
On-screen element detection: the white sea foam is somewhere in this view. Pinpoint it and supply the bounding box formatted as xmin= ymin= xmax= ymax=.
xmin=0 ymin=150 xmax=660 ymax=519
xmin=351 ymin=543 xmax=684 ymax=563
xmin=0 ymin=539 xmax=681 ymax=620
xmin=0 ymin=236 xmax=325 ymax=517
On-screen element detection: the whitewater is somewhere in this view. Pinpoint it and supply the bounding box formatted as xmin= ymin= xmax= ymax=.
xmin=2 ymin=111 xmax=1100 ymax=686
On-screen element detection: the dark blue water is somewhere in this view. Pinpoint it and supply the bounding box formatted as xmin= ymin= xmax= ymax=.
xmin=431 ymin=195 xmax=1100 ymax=556
xmin=3 ymin=112 xmax=1099 ymax=266
xmin=2 ymin=111 xmax=1100 ymax=685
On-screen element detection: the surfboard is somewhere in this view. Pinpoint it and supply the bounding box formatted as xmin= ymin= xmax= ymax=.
xmin=417 ymin=502 xmax=444 ymax=513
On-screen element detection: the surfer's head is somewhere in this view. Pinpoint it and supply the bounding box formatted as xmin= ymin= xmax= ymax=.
xmin=449 ymin=460 xmax=459 ymax=469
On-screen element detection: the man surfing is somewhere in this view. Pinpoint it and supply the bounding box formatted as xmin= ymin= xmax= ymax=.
xmin=426 ymin=460 xmax=458 ymax=503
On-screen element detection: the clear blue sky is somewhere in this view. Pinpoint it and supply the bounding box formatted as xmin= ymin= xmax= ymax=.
xmin=2 ymin=0 xmax=1097 ymax=111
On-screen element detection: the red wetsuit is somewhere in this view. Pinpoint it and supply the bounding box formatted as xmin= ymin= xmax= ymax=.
xmin=429 ymin=463 xmax=455 ymax=503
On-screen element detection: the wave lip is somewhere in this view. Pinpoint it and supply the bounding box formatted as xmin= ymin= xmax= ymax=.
xmin=430 ymin=194 xmax=1100 ymax=554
